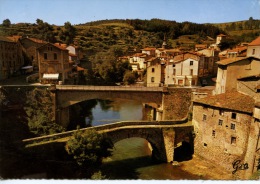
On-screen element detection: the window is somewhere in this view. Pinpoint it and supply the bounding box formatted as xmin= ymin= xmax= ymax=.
xmin=151 ymin=77 xmax=154 ymax=82
xmin=219 ymin=110 xmax=224 ymax=116
xmin=190 ymin=69 xmax=193 ymax=75
xmin=231 ymin=137 xmax=236 ymax=144
xmin=231 ymin=123 xmax=236 ymax=130
xmin=190 ymin=60 xmax=193 ymax=65
xmin=203 ymin=114 xmax=207 ymax=121
xmin=152 ymin=68 xmax=155 ymax=72
xmin=173 ymin=69 xmax=176 ymax=75
xmin=231 ymin=112 xmax=237 ymax=120
xmin=172 ymin=64 xmax=175 ymax=67
xmin=204 ymin=143 xmax=207 ymax=147
xmin=54 ymin=53 xmax=57 ymax=60
xmin=218 ymin=119 xmax=223 ymax=126
xmin=44 ymin=53 xmax=48 ymax=60
xmin=252 ymin=49 xmax=255 ymax=55
xmin=212 ymin=130 xmax=216 ymax=137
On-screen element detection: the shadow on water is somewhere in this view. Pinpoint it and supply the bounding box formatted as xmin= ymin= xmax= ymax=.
xmin=101 ymin=155 xmax=160 ymax=179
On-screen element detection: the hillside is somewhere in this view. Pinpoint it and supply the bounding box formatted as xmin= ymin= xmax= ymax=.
xmin=1 ymin=18 xmax=260 ymax=59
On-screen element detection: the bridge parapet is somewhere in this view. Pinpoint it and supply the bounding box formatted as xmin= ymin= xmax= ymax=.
xmin=23 ymin=119 xmax=190 ymax=146
xmin=55 ymin=85 xmax=166 ymax=92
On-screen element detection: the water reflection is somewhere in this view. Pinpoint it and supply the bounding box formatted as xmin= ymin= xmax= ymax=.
xmin=68 ymin=99 xmax=143 ymax=129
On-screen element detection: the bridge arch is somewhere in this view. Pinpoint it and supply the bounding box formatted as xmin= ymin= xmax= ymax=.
xmin=105 ymin=127 xmax=168 ymax=161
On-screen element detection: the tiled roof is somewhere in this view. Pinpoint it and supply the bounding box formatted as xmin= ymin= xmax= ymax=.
xmin=37 ymin=43 xmax=68 ymax=51
xmin=248 ymin=36 xmax=260 ymax=46
xmin=227 ymin=46 xmax=247 ymax=53
xmin=53 ymin=43 xmax=68 ymax=50
xmin=217 ymin=34 xmax=226 ymax=37
xmin=27 ymin=37 xmax=47 ymax=44
xmin=7 ymin=35 xmax=22 ymax=42
xmin=193 ymin=92 xmax=255 ymax=114
xmin=142 ymin=47 xmax=156 ymax=51
xmin=216 ymin=57 xmax=248 ymax=65
xmin=0 ymin=36 xmax=14 ymax=42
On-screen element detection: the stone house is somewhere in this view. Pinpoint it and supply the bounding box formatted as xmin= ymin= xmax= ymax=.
xmin=0 ymin=36 xmax=24 ymax=80
xmin=141 ymin=47 xmax=156 ymax=57
xmin=37 ymin=43 xmax=71 ymax=84
xmin=165 ymin=52 xmax=210 ymax=87
xmin=214 ymin=57 xmax=260 ymax=94
xmin=66 ymin=45 xmax=83 ymax=64
xmin=193 ymin=91 xmax=259 ymax=179
xmin=197 ymin=48 xmax=220 ymax=76
xmin=146 ymin=58 xmax=165 ymax=87
xmin=226 ymin=46 xmax=247 ymax=58
xmin=129 ymin=53 xmax=151 ymax=71
xmin=20 ymin=37 xmax=47 ymax=69
xmin=247 ymin=36 xmax=260 ymax=59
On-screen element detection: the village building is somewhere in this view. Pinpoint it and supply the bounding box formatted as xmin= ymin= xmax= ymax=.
xmin=197 ymin=48 xmax=220 ymax=76
xmin=141 ymin=47 xmax=156 ymax=57
xmin=214 ymin=56 xmax=260 ymax=95
xmin=192 ymin=36 xmax=260 ymax=179
xmin=226 ymin=46 xmax=247 ymax=58
xmin=37 ymin=43 xmax=71 ymax=84
xmin=66 ymin=45 xmax=83 ymax=64
xmin=192 ymin=91 xmax=259 ymax=179
xmin=0 ymin=36 xmax=24 ymax=80
xmin=195 ymin=44 xmax=208 ymax=51
xmin=164 ymin=52 xmax=214 ymax=87
xmin=129 ymin=53 xmax=151 ymax=71
xmin=146 ymin=58 xmax=165 ymax=87
xmin=20 ymin=37 xmax=47 ymax=69
xmin=247 ymin=36 xmax=260 ymax=58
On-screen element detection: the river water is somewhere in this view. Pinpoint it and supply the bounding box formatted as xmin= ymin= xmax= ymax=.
xmin=75 ymin=99 xmax=197 ymax=180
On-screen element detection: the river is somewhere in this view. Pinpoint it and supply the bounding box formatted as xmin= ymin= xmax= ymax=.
xmin=70 ymin=99 xmax=198 ymax=180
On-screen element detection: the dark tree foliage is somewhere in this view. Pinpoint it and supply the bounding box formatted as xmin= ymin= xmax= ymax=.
xmin=24 ymin=88 xmax=64 ymax=136
xmin=59 ymin=21 xmax=76 ymax=45
xmin=34 ymin=19 xmax=56 ymax=42
xmin=123 ymin=70 xmax=136 ymax=85
xmin=126 ymin=19 xmax=223 ymax=38
xmin=65 ymin=129 xmax=113 ymax=176
xmin=2 ymin=19 xmax=11 ymax=27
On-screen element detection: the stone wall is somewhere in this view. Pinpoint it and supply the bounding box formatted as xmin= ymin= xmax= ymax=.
xmin=193 ymin=103 xmax=256 ymax=179
xmin=162 ymin=88 xmax=192 ymax=120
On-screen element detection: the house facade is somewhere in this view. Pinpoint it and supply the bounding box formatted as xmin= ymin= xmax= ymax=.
xmin=146 ymin=58 xmax=165 ymax=87
xmin=37 ymin=43 xmax=71 ymax=84
xmin=215 ymin=57 xmax=260 ymax=94
xmin=129 ymin=53 xmax=150 ymax=71
xmin=246 ymin=36 xmax=260 ymax=58
xmin=0 ymin=36 xmax=24 ymax=80
xmin=20 ymin=37 xmax=47 ymax=69
xmin=193 ymin=91 xmax=259 ymax=179
xmin=165 ymin=52 xmax=209 ymax=86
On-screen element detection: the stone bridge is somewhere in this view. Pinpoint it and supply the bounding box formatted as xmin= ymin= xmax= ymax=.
xmin=23 ymin=120 xmax=194 ymax=163
xmin=49 ymin=85 xmax=168 ymax=126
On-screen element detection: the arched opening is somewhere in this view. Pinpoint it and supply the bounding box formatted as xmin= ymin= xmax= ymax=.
xmin=174 ymin=141 xmax=193 ymax=162
xmin=67 ymin=98 xmax=143 ymax=130
xmin=101 ymin=137 xmax=160 ymax=179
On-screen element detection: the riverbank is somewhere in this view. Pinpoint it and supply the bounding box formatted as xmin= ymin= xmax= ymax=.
xmin=179 ymin=154 xmax=232 ymax=180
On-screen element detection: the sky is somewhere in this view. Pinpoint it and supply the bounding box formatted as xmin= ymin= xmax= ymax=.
xmin=0 ymin=0 xmax=260 ymax=25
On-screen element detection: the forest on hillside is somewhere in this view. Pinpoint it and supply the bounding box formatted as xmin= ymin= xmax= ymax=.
xmin=1 ymin=18 xmax=260 ymax=85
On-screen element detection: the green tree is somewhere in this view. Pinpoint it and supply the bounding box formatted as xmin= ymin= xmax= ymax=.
xmin=24 ymin=88 xmax=64 ymax=136
xmin=59 ymin=21 xmax=76 ymax=45
xmin=65 ymin=129 xmax=113 ymax=172
xmin=2 ymin=19 xmax=11 ymax=27
xmin=123 ymin=71 xmax=136 ymax=85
